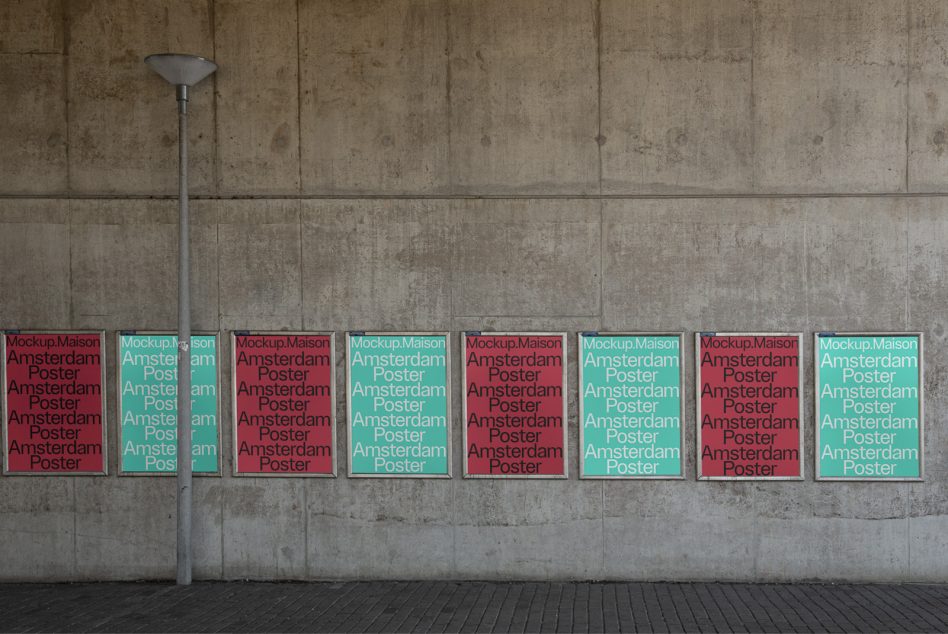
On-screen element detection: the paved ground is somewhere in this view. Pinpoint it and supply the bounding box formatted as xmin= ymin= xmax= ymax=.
xmin=1 ymin=581 xmax=947 ymax=633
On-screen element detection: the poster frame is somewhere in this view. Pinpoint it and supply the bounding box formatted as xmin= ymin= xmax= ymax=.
xmin=2 ymin=329 xmax=108 ymax=476
xmin=814 ymin=331 xmax=924 ymax=482
xmin=231 ymin=330 xmax=337 ymax=478
xmin=116 ymin=330 xmax=222 ymax=477
xmin=345 ymin=331 xmax=452 ymax=479
xmin=462 ymin=331 xmax=569 ymax=480
xmin=578 ymin=331 xmax=685 ymax=480
xmin=695 ymin=331 xmax=805 ymax=482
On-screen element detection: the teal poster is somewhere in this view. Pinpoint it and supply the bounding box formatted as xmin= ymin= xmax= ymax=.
xmin=817 ymin=334 xmax=922 ymax=480
xmin=347 ymin=333 xmax=449 ymax=476
xmin=118 ymin=334 xmax=220 ymax=473
xmin=580 ymin=334 xmax=682 ymax=478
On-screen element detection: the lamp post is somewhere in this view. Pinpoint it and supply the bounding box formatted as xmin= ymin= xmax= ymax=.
xmin=145 ymin=53 xmax=217 ymax=586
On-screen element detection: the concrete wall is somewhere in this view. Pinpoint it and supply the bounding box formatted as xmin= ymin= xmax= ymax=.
xmin=0 ymin=0 xmax=946 ymax=582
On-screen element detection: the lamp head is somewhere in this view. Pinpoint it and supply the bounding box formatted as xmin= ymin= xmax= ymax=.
xmin=145 ymin=53 xmax=217 ymax=88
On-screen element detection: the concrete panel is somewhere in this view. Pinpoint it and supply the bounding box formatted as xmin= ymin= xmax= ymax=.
xmin=604 ymin=478 xmax=914 ymax=560
xmin=453 ymin=481 xmax=603 ymax=580
xmin=906 ymin=198 xmax=948 ymax=582
xmin=911 ymin=477 xmax=948 ymax=517
xmin=299 ymin=0 xmax=449 ymax=194
xmin=910 ymin=481 xmax=948 ymax=522
xmin=602 ymin=482 xmax=912 ymax=581
xmin=908 ymin=2 xmax=948 ymax=192
xmin=215 ymin=0 xmax=300 ymax=195
xmin=907 ymin=198 xmax=948 ymax=490
xmin=908 ymin=198 xmax=948 ymax=340
xmin=755 ymin=518 xmax=910 ymax=582
xmin=603 ymin=517 xmax=757 ymax=581
xmin=76 ymin=476 xmax=221 ymax=581
xmin=222 ymin=479 xmax=307 ymax=579
xmin=193 ymin=479 xmax=224 ymax=579
xmin=603 ymin=480 xmax=767 ymax=524
xmin=600 ymin=0 xmax=753 ymax=194
xmin=308 ymin=479 xmax=455 ymax=579
xmin=301 ymin=200 xmax=452 ymax=331
xmin=452 ymin=317 xmax=602 ymax=334
xmin=451 ymin=200 xmax=600 ymax=317
xmin=0 ymin=479 xmax=74 ymax=580
xmin=602 ymin=198 xmax=807 ymax=331
xmin=751 ymin=481 xmax=913 ymax=522
xmin=75 ymin=478 xmax=176 ymax=579
xmin=448 ymin=0 xmax=598 ymax=195
xmin=603 ymin=482 xmax=755 ymax=580
xmin=0 ymin=54 xmax=68 ymax=194
xmin=218 ymin=200 xmax=302 ymax=331
xmin=0 ymin=0 xmax=63 ymax=53
xmin=0 ymin=200 xmax=71 ymax=327
xmin=67 ymin=0 xmax=215 ymax=194
xmin=804 ymin=197 xmax=908 ymax=330
xmin=754 ymin=1 xmax=908 ymax=193
xmin=909 ymin=514 xmax=948 ymax=581
xmin=69 ymin=199 xmax=219 ymax=331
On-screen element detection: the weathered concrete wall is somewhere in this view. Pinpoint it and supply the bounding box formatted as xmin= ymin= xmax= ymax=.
xmin=0 ymin=0 xmax=946 ymax=582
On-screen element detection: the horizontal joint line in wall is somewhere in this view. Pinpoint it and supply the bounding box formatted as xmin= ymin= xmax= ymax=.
xmin=0 ymin=51 xmax=63 ymax=56
xmin=5 ymin=192 xmax=948 ymax=201
xmin=455 ymin=315 xmax=602 ymax=319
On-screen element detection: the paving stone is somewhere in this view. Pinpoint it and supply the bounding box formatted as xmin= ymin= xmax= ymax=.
xmin=0 ymin=581 xmax=946 ymax=633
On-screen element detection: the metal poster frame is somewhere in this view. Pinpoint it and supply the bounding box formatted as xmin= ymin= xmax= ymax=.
xmin=116 ymin=330 xmax=222 ymax=477
xmin=2 ymin=330 xmax=108 ymax=476
xmin=578 ymin=331 xmax=685 ymax=480
xmin=695 ymin=331 xmax=805 ymax=481
xmin=462 ymin=331 xmax=569 ymax=480
xmin=814 ymin=331 xmax=924 ymax=482
xmin=231 ymin=331 xmax=337 ymax=478
xmin=345 ymin=331 xmax=452 ymax=479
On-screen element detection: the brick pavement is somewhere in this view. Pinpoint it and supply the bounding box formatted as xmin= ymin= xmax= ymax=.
xmin=1 ymin=581 xmax=946 ymax=633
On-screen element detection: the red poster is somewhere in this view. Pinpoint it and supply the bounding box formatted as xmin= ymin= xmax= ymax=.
xmin=3 ymin=332 xmax=105 ymax=474
xmin=698 ymin=334 xmax=802 ymax=479
xmin=464 ymin=333 xmax=567 ymax=477
xmin=233 ymin=333 xmax=334 ymax=475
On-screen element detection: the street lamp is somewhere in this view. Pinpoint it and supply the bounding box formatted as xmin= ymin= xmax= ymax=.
xmin=145 ymin=53 xmax=217 ymax=586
